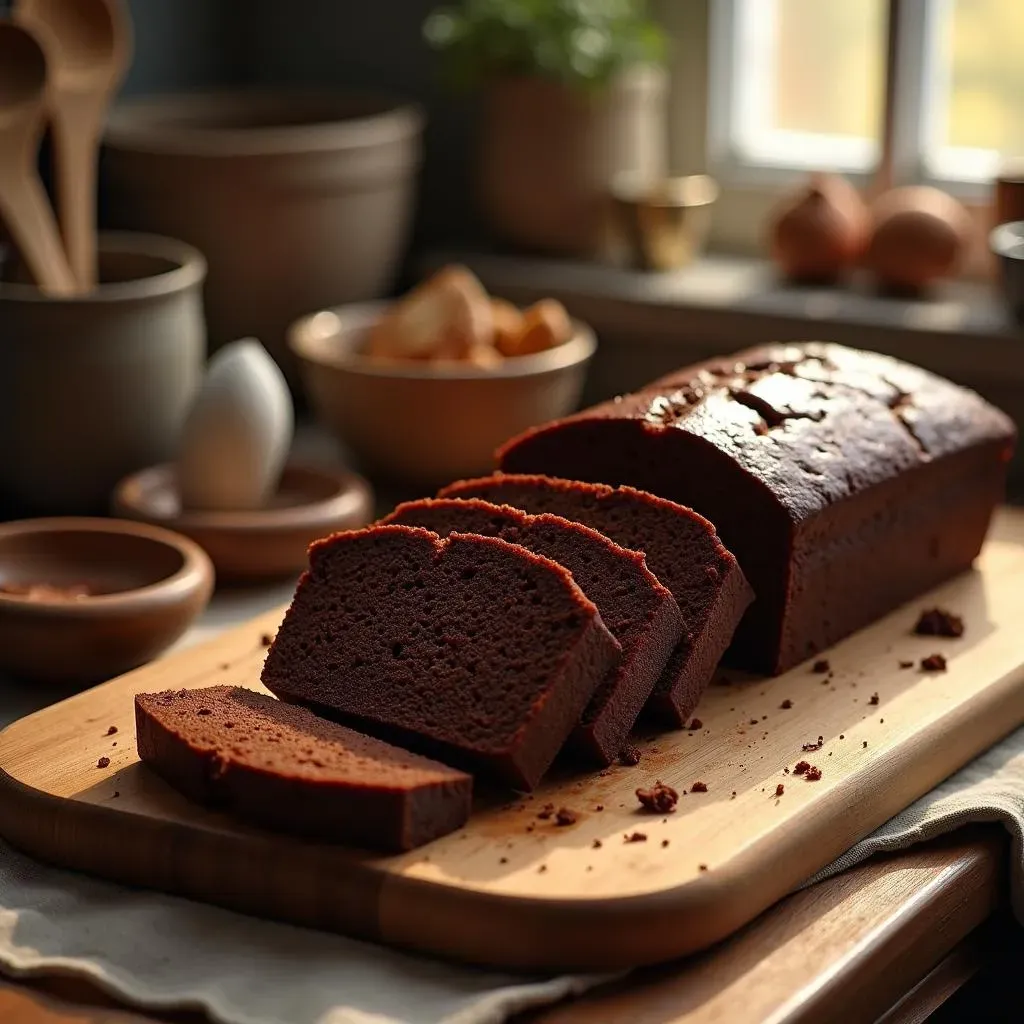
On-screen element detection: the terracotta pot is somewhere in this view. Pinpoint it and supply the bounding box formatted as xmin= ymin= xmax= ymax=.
xmin=0 ymin=233 xmax=206 ymax=516
xmin=994 ymin=158 xmax=1024 ymax=228
xmin=478 ymin=67 xmax=667 ymax=257
xmin=102 ymin=91 xmax=423 ymax=387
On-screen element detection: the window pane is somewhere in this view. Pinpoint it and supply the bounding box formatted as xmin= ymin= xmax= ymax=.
xmin=925 ymin=0 xmax=1024 ymax=179
xmin=730 ymin=0 xmax=885 ymax=170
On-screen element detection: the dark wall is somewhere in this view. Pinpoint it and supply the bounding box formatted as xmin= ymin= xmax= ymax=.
xmin=226 ymin=0 xmax=479 ymax=252
xmin=122 ymin=0 xmax=234 ymax=94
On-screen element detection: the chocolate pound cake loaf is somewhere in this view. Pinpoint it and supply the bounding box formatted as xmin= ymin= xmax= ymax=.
xmin=438 ymin=476 xmax=752 ymax=725
xmin=497 ymin=342 xmax=1017 ymax=674
xmin=262 ymin=525 xmax=621 ymax=790
xmin=136 ymin=686 xmax=472 ymax=851
xmin=381 ymin=498 xmax=683 ymax=763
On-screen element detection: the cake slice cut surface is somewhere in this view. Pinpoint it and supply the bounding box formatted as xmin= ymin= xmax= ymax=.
xmin=262 ymin=525 xmax=621 ymax=790
xmin=135 ymin=685 xmax=473 ymax=851
xmin=381 ymin=498 xmax=683 ymax=763
xmin=438 ymin=475 xmax=752 ymax=726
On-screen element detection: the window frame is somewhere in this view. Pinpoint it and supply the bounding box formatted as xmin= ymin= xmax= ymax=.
xmin=700 ymin=0 xmax=998 ymax=203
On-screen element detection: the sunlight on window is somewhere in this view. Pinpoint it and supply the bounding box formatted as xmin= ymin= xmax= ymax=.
xmin=730 ymin=0 xmax=884 ymax=171
xmin=925 ymin=0 xmax=1024 ymax=179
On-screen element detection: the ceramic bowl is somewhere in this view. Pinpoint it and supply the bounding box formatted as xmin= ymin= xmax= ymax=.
xmin=0 ymin=518 xmax=214 ymax=685
xmin=990 ymin=221 xmax=1024 ymax=325
xmin=289 ymin=303 xmax=597 ymax=487
xmin=112 ymin=462 xmax=374 ymax=581
xmin=104 ymin=91 xmax=423 ymax=386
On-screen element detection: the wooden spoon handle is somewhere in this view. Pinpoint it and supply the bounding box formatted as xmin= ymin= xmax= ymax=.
xmin=0 ymin=170 xmax=79 ymax=296
xmin=53 ymin=113 xmax=99 ymax=290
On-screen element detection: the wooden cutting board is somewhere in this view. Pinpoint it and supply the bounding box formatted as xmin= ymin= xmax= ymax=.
xmin=2 ymin=509 xmax=1024 ymax=974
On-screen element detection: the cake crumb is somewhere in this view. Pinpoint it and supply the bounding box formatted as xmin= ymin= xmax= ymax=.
xmin=219 ymin=662 xmax=230 ymax=671
xmin=749 ymin=718 xmax=759 ymax=725
xmin=661 ymin=839 xmax=670 ymax=848
xmin=793 ymin=760 xmax=810 ymax=775
xmin=802 ymin=736 xmax=824 ymax=751
xmin=537 ymin=864 xmax=547 ymax=873
xmin=105 ymin=725 xmax=118 ymax=736
xmin=688 ymin=717 xmax=703 ymax=730
xmin=921 ymin=653 xmax=948 ymax=672
xmin=869 ymin=692 xmax=880 ymax=706
xmin=698 ymin=864 xmax=708 ymax=872
xmin=499 ymin=857 xmax=508 ymax=864
xmin=811 ymin=659 xmax=830 ymax=674
xmin=914 ymin=608 xmax=964 ymax=638
xmin=555 ymin=807 xmax=577 ymax=827
xmin=690 ymin=780 xmax=708 ymax=793
xmin=840 ymin=734 xmax=845 ymax=739
xmin=775 ymin=783 xmax=785 ymax=797
xmin=618 ymin=743 xmax=642 ymax=766
xmin=624 ymin=831 xmax=647 ymax=843
xmin=899 ymin=659 xmax=914 ymax=669
xmin=592 ymin=839 xmax=603 ymax=849
xmin=537 ymin=803 xmax=555 ymax=820
xmin=595 ymin=804 xmax=604 ymax=812
xmin=731 ymin=791 xmax=737 ymax=799
xmin=96 ymin=756 xmax=110 ymax=769
xmin=805 ymin=766 xmax=822 ymax=781
xmin=260 ymin=632 xmax=275 ymax=647
xmin=636 ymin=781 xmax=679 ymax=813
xmin=863 ymin=740 xmax=869 ymax=748
xmin=112 ymin=791 xmax=120 ymax=798
xmin=780 ymin=699 xmax=793 ymax=709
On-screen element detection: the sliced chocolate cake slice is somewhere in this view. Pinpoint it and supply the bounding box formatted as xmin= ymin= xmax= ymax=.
xmin=262 ymin=525 xmax=621 ymax=790
xmin=382 ymin=498 xmax=683 ymax=764
xmin=438 ymin=475 xmax=752 ymax=725
xmin=136 ymin=685 xmax=472 ymax=851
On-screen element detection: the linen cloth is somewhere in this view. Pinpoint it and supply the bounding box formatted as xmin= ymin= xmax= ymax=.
xmin=0 ymin=586 xmax=1021 ymax=1024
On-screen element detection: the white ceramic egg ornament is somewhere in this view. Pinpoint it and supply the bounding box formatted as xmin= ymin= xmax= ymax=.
xmin=177 ymin=339 xmax=294 ymax=511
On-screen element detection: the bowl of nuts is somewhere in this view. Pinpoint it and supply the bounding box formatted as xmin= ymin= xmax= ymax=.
xmin=289 ymin=266 xmax=596 ymax=486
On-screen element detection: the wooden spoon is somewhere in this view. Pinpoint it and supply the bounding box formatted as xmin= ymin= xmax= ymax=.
xmin=0 ymin=22 xmax=78 ymax=295
xmin=16 ymin=0 xmax=132 ymax=290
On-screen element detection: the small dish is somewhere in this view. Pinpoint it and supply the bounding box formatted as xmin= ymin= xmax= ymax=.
xmin=990 ymin=220 xmax=1024 ymax=325
xmin=603 ymin=173 xmax=719 ymax=271
xmin=0 ymin=517 xmax=214 ymax=685
xmin=112 ymin=462 xmax=374 ymax=581
xmin=289 ymin=303 xmax=596 ymax=486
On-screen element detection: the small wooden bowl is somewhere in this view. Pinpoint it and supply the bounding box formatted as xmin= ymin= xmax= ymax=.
xmin=0 ymin=518 xmax=214 ymax=685
xmin=112 ymin=462 xmax=374 ymax=581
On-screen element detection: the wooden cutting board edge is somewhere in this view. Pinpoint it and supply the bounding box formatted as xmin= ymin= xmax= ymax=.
xmin=374 ymin=654 xmax=1024 ymax=969
xmin=0 ymin=622 xmax=1021 ymax=972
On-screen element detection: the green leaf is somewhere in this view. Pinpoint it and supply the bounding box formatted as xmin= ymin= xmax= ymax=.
xmin=422 ymin=0 xmax=665 ymax=91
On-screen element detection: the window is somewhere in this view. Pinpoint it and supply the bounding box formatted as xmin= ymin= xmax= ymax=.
xmin=709 ymin=0 xmax=1024 ymax=194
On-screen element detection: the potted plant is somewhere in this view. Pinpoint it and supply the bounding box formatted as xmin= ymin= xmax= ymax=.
xmin=424 ymin=0 xmax=667 ymax=257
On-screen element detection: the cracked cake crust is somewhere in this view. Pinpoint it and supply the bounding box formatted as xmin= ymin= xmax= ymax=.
xmin=497 ymin=342 xmax=1016 ymax=674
